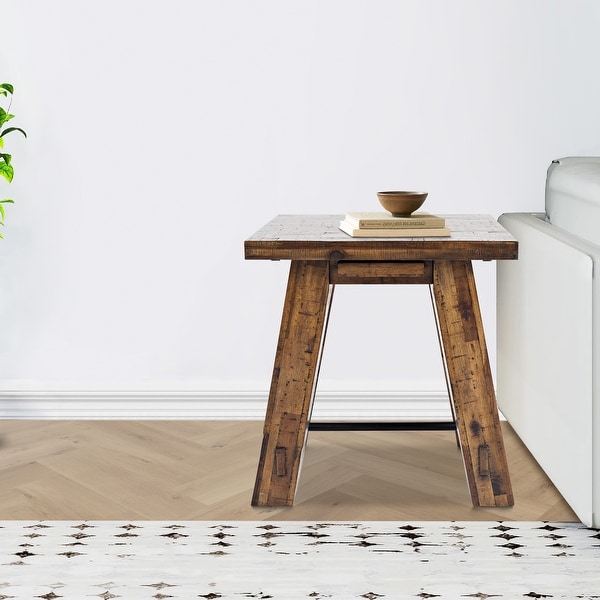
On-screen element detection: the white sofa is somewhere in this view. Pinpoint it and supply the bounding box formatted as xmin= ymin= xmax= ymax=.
xmin=497 ymin=156 xmax=600 ymax=528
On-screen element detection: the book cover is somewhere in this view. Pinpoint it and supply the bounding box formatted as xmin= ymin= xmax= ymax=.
xmin=345 ymin=211 xmax=445 ymax=229
xmin=339 ymin=220 xmax=451 ymax=238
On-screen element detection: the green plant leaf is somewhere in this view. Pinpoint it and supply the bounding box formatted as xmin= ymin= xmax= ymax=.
xmin=0 ymin=126 xmax=27 ymax=138
xmin=0 ymin=82 xmax=24 ymax=240
xmin=0 ymin=161 xmax=14 ymax=183
xmin=0 ymin=109 xmax=15 ymax=128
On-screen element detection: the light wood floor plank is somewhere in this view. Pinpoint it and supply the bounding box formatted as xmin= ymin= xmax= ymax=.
xmin=0 ymin=420 xmax=579 ymax=522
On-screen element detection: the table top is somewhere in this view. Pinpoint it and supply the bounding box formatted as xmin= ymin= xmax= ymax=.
xmin=245 ymin=214 xmax=518 ymax=262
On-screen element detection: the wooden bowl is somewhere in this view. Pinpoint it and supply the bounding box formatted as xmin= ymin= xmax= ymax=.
xmin=377 ymin=191 xmax=428 ymax=217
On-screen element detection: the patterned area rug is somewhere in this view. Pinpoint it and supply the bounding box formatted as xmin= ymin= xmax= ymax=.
xmin=0 ymin=521 xmax=599 ymax=599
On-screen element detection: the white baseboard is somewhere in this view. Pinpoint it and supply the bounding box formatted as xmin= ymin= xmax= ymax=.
xmin=0 ymin=380 xmax=453 ymax=421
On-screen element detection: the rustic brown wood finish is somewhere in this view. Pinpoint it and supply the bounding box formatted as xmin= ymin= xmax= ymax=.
xmin=432 ymin=260 xmax=513 ymax=506
xmin=251 ymin=260 xmax=333 ymax=506
xmin=246 ymin=214 xmax=518 ymax=508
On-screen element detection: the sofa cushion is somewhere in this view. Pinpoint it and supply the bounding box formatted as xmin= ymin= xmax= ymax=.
xmin=546 ymin=156 xmax=600 ymax=246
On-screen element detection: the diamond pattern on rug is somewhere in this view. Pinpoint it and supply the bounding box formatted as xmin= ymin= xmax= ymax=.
xmin=0 ymin=521 xmax=599 ymax=599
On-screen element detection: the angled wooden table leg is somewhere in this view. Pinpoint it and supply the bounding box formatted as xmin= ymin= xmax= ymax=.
xmin=432 ymin=260 xmax=514 ymax=507
xmin=252 ymin=259 xmax=333 ymax=506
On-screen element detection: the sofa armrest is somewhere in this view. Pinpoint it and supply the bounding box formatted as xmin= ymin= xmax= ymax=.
xmin=500 ymin=212 xmax=600 ymax=259
xmin=497 ymin=212 xmax=600 ymax=527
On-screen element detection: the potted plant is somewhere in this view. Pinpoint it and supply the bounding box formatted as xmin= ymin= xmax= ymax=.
xmin=0 ymin=83 xmax=27 ymax=238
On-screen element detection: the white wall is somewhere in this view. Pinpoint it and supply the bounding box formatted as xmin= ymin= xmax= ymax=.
xmin=1 ymin=1 xmax=599 ymax=415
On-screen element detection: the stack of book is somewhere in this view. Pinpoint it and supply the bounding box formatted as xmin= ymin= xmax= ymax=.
xmin=339 ymin=211 xmax=450 ymax=237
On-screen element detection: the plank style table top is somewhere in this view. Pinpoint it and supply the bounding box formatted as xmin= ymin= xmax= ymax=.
xmin=245 ymin=214 xmax=518 ymax=262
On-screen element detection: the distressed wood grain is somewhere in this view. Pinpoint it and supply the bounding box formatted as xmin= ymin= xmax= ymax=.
xmin=252 ymin=260 xmax=333 ymax=506
xmin=245 ymin=214 xmax=518 ymax=262
xmin=432 ymin=260 xmax=514 ymax=507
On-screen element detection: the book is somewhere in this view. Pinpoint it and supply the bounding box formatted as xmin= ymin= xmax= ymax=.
xmin=339 ymin=220 xmax=451 ymax=238
xmin=344 ymin=211 xmax=445 ymax=229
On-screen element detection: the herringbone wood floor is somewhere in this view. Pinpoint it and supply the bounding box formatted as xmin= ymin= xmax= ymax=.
xmin=0 ymin=420 xmax=578 ymax=522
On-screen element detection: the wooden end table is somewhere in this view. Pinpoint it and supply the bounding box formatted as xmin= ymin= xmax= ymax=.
xmin=245 ymin=214 xmax=518 ymax=508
